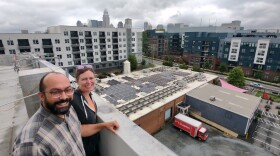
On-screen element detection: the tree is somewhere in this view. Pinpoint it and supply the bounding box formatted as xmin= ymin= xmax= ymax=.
xmin=219 ymin=63 xmax=228 ymax=73
xmin=227 ymin=66 xmax=245 ymax=87
xmin=192 ymin=66 xmax=202 ymax=72
xmin=142 ymin=31 xmax=150 ymax=57
xmin=141 ymin=59 xmax=146 ymax=66
xmin=162 ymin=61 xmax=173 ymax=67
xmin=204 ymin=61 xmax=210 ymax=69
xmin=128 ymin=54 xmax=138 ymax=71
xmin=179 ymin=64 xmax=188 ymax=70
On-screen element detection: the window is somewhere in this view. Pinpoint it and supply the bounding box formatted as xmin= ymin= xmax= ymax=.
xmin=119 ymin=38 xmax=122 ymax=42
xmin=9 ymin=49 xmax=16 ymax=54
xmin=124 ymin=55 xmax=126 ymax=58
xmin=108 ymin=57 xmax=111 ymax=60
xmin=257 ymin=50 xmax=265 ymax=56
xmin=270 ymin=51 xmax=275 ymax=54
xmin=56 ymin=47 xmax=61 ymax=51
xmin=59 ymin=62 xmax=63 ymax=66
xmin=259 ymin=43 xmax=266 ymax=49
xmin=55 ymin=39 xmax=60 ymax=44
xmin=132 ymin=38 xmax=135 ymax=41
xmin=107 ymin=32 xmax=110 ymax=36
xmin=230 ymin=55 xmax=236 ymax=60
xmin=108 ymin=45 xmax=111 ymax=48
xmin=108 ymin=51 xmax=111 ymax=54
xmin=64 ymin=31 xmax=69 ymax=36
xmin=79 ymin=32 xmax=83 ymax=36
xmin=107 ymin=39 xmax=111 ymax=42
xmin=132 ymin=32 xmax=135 ymax=36
xmin=57 ymin=55 xmax=62 ymax=59
xmin=67 ymin=54 xmax=71 ymax=58
xmin=123 ymin=50 xmax=126 ymax=53
xmin=35 ymin=48 xmax=40 ymax=52
xmin=68 ymin=61 xmax=72 ymax=65
xmin=80 ymin=39 xmax=84 ymax=43
xmin=123 ymin=32 xmax=126 ymax=36
xmin=123 ymin=44 xmax=126 ymax=47
xmin=241 ymin=49 xmax=245 ymax=53
xmin=119 ymin=32 xmax=121 ymax=36
xmin=225 ymin=48 xmax=229 ymax=52
xmin=132 ymin=44 xmax=135 ymax=47
xmin=94 ymin=45 xmax=98 ymax=49
xmin=81 ymin=53 xmax=85 ymax=57
xmin=120 ymin=56 xmax=122 ymax=59
xmin=95 ymin=58 xmax=99 ymax=61
xmin=212 ymin=47 xmax=215 ymax=50
xmin=65 ymin=39 xmax=70 ymax=43
xmin=231 ymin=49 xmax=237 ymax=53
xmin=94 ymin=39 xmax=97 ymax=42
xmin=66 ymin=47 xmax=71 ymax=51
xmin=232 ymin=42 xmax=239 ymax=47
xmin=82 ymin=59 xmax=86 ymax=63
xmin=7 ymin=40 xmax=14 ymax=45
xmin=119 ymin=50 xmax=122 ymax=53
xmin=119 ymin=44 xmax=122 ymax=47
xmin=81 ymin=46 xmax=85 ymax=50
xmin=33 ymin=40 xmax=39 ymax=44
xmin=268 ymin=58 xmax=273 ymax=63
xmin=123 ymin=38 xmax=126 ymax=41
xmin=266 ymin=66 xmax=271 ymax=70
xmin=93 ymin=32 xmax=97 ymax=36
xmin=256 ymin=58 xmax=264 ymax=63
xmin=250 ymin=49 xmax=254 ymax=52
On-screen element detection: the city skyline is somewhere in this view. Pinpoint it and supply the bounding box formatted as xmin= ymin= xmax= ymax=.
xmin=0 ymin=0 xmax=280 ymax=33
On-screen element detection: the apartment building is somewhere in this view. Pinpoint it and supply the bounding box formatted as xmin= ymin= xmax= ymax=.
xmin=183 ymin=31 xmax=280 ymax=82
xmin=183 ymin=32 xmax=231 ymax=70
xmin=220 ymin=34 xmax=280 ymax=82
xmin=0 ymin=26 xmax=142 ymax=73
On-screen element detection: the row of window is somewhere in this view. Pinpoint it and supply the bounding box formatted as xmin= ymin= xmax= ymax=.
xmin=64 ymin=31 xmax=128 ymax=36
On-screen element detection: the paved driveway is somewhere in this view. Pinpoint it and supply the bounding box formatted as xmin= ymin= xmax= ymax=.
xmin=154 ymin=121 xmax=273 ymax=156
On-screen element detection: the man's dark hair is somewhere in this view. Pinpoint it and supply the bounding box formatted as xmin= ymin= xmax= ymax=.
xmin=39 ymin=72 xmax=64 ymax=92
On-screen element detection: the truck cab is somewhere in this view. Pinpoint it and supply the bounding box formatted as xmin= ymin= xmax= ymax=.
xmin=197 ymin=127 xmax=208 ymax=141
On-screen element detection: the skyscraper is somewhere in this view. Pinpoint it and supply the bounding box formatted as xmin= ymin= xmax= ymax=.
xmin=144 ymin=22 xmax=148 ymax=30
xmin=124 ymin=18 xmax=132 ymax=28
xmin=118 ymin=21 xmax=124 ymax=28
xmin=103 ymin=9 xmax=110 ymax=28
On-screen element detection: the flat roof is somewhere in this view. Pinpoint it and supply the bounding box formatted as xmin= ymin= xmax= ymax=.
xmin=187 ymin=83 xmax=261 ymax=118
xmin=96 ymin=66 xmax=218 ymax=121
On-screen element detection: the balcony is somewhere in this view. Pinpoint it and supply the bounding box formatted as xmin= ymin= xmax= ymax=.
xmin=70 ymin=31 xmax=79 ymax=39
xmin=99 ymin=32 xmax=106 ymax=38
xmin=87 ymin=59 xmax=94 ymax=63
xmin=112 ymin=32 xmax=118 ymax=38
xmin=85 ymin=31 xmax=92 ymax=38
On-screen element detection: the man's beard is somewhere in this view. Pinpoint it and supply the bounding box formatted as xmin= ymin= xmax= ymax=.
xmin=44 ymin=98 xmax=72 ymax=115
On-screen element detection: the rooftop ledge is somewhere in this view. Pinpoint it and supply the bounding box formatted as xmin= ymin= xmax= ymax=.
xmin=9 ymin=55 xmax=176 ymax=156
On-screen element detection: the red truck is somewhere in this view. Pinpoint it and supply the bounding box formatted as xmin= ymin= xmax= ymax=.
xmin=174 ymin=113 xmax=208 ymax=141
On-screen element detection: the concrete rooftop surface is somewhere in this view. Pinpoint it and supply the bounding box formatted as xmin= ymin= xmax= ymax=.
xmin=0 ymin=66 xmax=28 ymax=155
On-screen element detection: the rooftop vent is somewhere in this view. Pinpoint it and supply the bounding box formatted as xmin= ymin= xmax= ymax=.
xmin=209 ymin=96 xmax=216 ymax=101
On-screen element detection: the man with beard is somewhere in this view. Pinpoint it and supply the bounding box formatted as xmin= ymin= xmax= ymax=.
xmin=12 ymin=72 xmax=86 ymax=155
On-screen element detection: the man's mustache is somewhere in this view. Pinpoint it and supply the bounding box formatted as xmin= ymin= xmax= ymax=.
xmin=53 ymin=98 xmax=72 ymax=106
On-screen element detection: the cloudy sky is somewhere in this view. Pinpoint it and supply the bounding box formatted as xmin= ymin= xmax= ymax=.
xmin=0 ymin=0 xmax=279 ymax=33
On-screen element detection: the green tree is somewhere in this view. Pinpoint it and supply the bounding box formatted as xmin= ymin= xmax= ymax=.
xmin=204 ymin=61 xmax=210 ymax=69
xmin=128 ymin=54 xmax=138 ymax=71
xmin=179 ymin=64 xmax=188 ymax=70
xmin=219 ymin=63 xmax=228 ymax=73
xmin=141 ymin=59 xmax=146 ymax=66
xmin=162 ymin=61 xmax=173 ymax=67
xmin=227 ymin=66 xmax=245 ymax=87
xmin=192 ymin=66 xmax=202 ymax=72
xmin=142 ymin=31 xmax=150 ymax=57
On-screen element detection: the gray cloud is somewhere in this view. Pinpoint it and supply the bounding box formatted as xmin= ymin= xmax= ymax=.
xmin=0 ymin=0 xmax=279 ymax=33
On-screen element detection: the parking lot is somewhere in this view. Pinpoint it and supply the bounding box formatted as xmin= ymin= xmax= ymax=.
xmin=250 ymin=111 xmax=280 ymax=155
xmin=154 ymin=120 xmax=273 ymax=156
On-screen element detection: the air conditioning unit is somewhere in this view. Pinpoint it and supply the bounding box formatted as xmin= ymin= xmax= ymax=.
xmin=209 ymin=96 xmax=216 ymax=101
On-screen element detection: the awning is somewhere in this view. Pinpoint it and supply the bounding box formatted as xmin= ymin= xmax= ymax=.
xmin=219 ymin=78 xmax=247 ymax=93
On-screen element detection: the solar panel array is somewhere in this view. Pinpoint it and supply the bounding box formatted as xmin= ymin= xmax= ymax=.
xmin=102 ymin=83 xmax=138 ymax=103
xmin=117 ymin=85 xmax=183 ymax=116
xmin=138 ymin=73 xmax=174 ymax=86
xmin=107 ymin=79 xmax=121 ymax=86
xmin=138 ymin=82 xmax=156 ymax=93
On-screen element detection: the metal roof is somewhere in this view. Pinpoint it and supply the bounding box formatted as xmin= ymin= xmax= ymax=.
xmin=187 ymin=83 xmax=261 ymax=118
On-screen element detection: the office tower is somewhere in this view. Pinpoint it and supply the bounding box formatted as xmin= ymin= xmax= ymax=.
xmin=103 ymin=9 xmax=110 ymax=28
xmin=118 ymin=21 xmax=124 ymax=28
xmin=124 ymin=18 xmax=132 ymax=28
xmin=144 ymin=22 xmax=148 ymax=30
